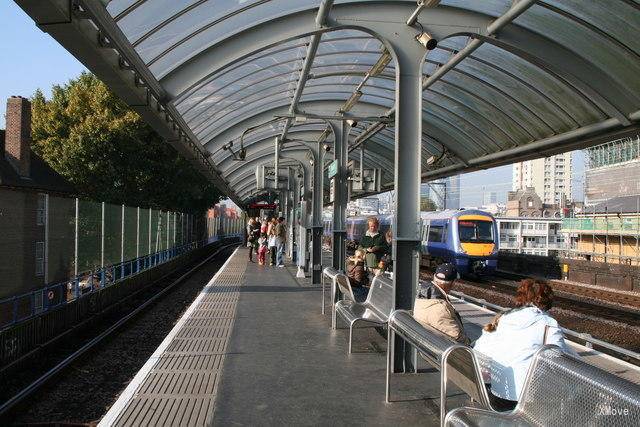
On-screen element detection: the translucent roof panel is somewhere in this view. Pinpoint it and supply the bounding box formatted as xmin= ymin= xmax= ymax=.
xmin=85 ymin=0 xmax=640 ymax=203
xmin=106 ymin=0 xmax=322 ymax=77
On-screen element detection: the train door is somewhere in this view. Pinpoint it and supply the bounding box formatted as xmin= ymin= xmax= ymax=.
xmin=421 ymin=219 xmax=430 ymax=255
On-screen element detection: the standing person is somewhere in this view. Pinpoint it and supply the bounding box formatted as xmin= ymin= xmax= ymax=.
xmin=473 ymin=279 xmax=576 ymax=411
xmin=257 ymin=233 xmax=268 ymax=266
xmin=413 ymin=263 xmax=469 ymax=344
xmin=267 ymin=217 xmax=277 ymax=236
xmin=268 ymin=224 xmax=278 ymax=266
xmin=275 ymin=216 xmax=287 ymax=267
xmin=357 ymin=217 xmax=387 ymax=269
xmin=246 ymin=218 xmax=257 ymax=261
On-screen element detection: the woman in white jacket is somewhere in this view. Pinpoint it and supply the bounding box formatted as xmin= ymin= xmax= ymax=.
xmin=473 ymin=279 xmax=576 ymax=411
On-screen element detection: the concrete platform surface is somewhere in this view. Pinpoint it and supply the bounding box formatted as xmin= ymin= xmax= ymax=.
xmin=100 ymin=248 xmax=639 ymax=426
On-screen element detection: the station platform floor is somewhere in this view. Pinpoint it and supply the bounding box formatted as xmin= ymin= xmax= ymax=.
xmin=99 ymin=247 xmax=640 ymax=426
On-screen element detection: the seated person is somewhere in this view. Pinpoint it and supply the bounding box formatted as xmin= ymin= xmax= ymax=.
xmin=473 ymin=279 xmax=576 ymax=411
xmin=413 ymin=263 xmax=469 ymax=345
xmin=346 ymin=249 xmax=370 ymax=302
xmin=376 ymin=229 xmax=393 ymax=275
xmin=358 ymin=217 xmax=387 ymax=268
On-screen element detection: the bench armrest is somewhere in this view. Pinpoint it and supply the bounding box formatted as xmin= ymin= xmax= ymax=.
xmin=445 ymin=407 xmax=524 ymax=427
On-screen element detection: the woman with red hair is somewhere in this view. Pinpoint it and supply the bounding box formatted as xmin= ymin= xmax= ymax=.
xmin=473 ymin=279 xmax=575 ymax=411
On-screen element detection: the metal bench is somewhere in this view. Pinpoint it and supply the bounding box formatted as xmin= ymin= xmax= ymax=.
xmin=445 ymin=345 xmax=640 ymax=427
xmin=335 ymin=274 xmax=393 ymax=353
xmin=387 ymin=310 xmax=493 ymax=427
xmin=321 ymin=266 xmax=343 ymax=316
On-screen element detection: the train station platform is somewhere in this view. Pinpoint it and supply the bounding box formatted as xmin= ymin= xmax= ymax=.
xmin=100 ymin=248 xmax=640 ymax=426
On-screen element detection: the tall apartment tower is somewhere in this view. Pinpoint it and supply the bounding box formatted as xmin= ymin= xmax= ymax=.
xmin=512 ymin=153 xmax=572 ymax=204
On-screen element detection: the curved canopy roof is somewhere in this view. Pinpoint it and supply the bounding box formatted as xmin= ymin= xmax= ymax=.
xmin=17 ymin=0 xmax=640 ymax=205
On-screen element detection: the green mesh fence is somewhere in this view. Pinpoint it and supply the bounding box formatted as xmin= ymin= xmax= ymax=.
xmin=48 ymin=196 xmax=75 ymax=281
xmin=77 ymin=200 xmax=102 ymax=272
xmin=139 ymin=208 xmax=151 ymax=256
xmin=175 ymin=213 xmax=184 ymax=245
xmin=123 ymin=206 xmax=138 ymax=261
xmin=103 ymin=203 xmax=122 ymax=266
xmin=150 ymin=209 xmax=162 ymax=252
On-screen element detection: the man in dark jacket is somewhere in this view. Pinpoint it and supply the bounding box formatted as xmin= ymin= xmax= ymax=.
xmin=414 ymin=263 xmax=469 ymax=345
xmin=357 ymin=216 xmax=387 ymax=268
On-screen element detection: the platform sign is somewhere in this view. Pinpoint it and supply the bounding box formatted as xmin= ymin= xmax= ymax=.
xmin=327 ymin=159 xmax=339 ymax=178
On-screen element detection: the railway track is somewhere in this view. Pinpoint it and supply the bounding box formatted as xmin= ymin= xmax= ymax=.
xmin=457 ymin=275 xmax=640 ymax=327
xmin=0 ymin=242 xmax=239 ymax=421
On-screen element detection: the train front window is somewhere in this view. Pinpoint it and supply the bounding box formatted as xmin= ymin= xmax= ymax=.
xmin=458 ymin=220 xmax=493 ymax=243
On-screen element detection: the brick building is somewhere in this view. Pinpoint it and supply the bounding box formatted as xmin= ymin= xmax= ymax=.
xmin=505 ymin=187 xmax=564 ymax=218
xmin=0 ymin=96 xmax=76 ymax=300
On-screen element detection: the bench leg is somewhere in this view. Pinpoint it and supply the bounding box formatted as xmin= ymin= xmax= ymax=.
xmin=386 ymin=328 xmax=394 ymax=403
xmin=348 ymin=320 xmax=356 ymax=354
xmin=441 ymin=362 xmax=448 ymax=427
xmin=321 ymin=275 xmax=325 ymax=315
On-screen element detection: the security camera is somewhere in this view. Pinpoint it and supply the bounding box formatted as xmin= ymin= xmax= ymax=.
xmin=324 ymin=144 xmax=331 ymax=152
xmin=238 ymin=148 xmax=247 ymax=160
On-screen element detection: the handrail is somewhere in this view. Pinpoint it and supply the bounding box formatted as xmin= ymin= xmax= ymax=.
xmin=449 ymin=290 xmax=640 ymax=364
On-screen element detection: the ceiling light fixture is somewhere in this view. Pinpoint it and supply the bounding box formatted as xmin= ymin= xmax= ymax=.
xmin=415 ymin=22 xmax=438 ymax=50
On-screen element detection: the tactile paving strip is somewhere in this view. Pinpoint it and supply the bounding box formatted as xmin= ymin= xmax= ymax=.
xmin=112 ymin=250 xmax=247 ymax=427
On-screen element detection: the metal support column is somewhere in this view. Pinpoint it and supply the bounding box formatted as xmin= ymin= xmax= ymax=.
xmin=311 ymin=142 xmax=324 ymax=285
xmin=328 ymin=120 xmax=349 ymax=271
xmin=390 ymin=41 xmax=424 ymax=373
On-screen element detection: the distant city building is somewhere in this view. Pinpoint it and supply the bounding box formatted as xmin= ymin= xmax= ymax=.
xmin=0 ymin=96 xmax=76 ymax=300
xmin=505 ymin=187 xmax=565 ymax=218
xmin=497 ymin=217 xmax=566 ymax=257
xmin=513 ymin=153 xmax=572 ymax=204
xmin=422 ymin=175 xmax=460 ymax=210
xmin=483 ymin=191 xmax=497 ymax=206
xmin=584 ymin=135 xmax=640 ymax=205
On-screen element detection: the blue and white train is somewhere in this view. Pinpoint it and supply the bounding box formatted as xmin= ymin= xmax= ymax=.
xmin=323 ymin=209 xmax=499 ymax=276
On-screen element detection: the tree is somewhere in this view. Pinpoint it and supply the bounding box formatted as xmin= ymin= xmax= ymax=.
xmin=30 ymin=73 xmax=221 ymax=213
xmin=420 ymin=197 xmax=438 ymax=212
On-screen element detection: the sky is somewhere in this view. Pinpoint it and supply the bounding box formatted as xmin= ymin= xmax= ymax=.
xmin=0 ymin=1 xmax=585 ymax=207
xmin=0 ymin=2 xmax=86 ymax=120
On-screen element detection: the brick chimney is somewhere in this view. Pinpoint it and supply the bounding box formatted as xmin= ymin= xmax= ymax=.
xmin=5 ymin=96 xmax=32 ymax=177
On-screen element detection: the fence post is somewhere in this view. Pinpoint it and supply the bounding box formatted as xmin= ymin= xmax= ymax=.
xmin=121 ymin=204 xmax=125 ymax=279
xmin=74 ymin=198 xmax=79 ymax=277
xmin=101 ymin=202 xmax=105 ymax=269
xmin=148 ymin=209 xmax=152 ymax=257
xmin=136 ymin=206 xmax=140 ymax=273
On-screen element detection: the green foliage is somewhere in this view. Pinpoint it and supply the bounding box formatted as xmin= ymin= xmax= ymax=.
xmin=30 ymin=73 xmax=221 ymax=213
xmin=420 ymin=197 xmax=438 ymax=212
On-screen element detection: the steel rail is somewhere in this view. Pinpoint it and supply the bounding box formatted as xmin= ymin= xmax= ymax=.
xmin=0 ymin=242 xmax=241 ymax=419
